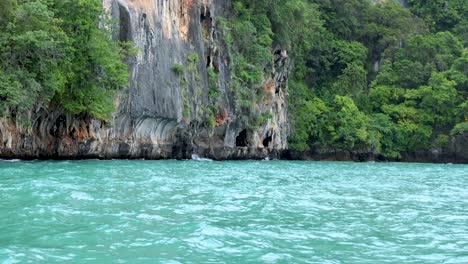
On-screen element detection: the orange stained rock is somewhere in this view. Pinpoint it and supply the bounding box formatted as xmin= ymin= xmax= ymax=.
xmin=215 ymin=109 xmax=230 ymax=126
xmin=123 ymin=0 xmax=199 ymax=41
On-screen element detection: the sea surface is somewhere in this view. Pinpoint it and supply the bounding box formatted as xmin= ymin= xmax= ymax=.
xmin=0 ymin=160 xmax=467 ymax=263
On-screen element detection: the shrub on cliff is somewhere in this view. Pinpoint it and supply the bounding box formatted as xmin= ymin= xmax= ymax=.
xmin=171 ymin=64 xmax=185 ymax=76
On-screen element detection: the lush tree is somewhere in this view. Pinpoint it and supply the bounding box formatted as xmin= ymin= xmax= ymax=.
xmin=0 ymin=0 xmax=69 ymax=114
xmin=0 ymin=0 xmax=16 ymax=27
xmin=407 ymin=0 xmax=468 ymax=34
xmin=370 ymin=113 xmax=404 ymax=158
xmin=288 ymin=0 xmax=467 ymax=158
xmin=50 ymin=0 xmax=129 ymax=119
xmin=289 ymin=81 xmax=328 ymax=151
xmin=327 ymin=96 xmax=372 ymax=151
xmin=419 ymin=73 xmax=458 ymax=126
xmin=449 ymin=50 xmax=468 ymax=92
xmin=0 ymin=0 xmax=129 ymax=120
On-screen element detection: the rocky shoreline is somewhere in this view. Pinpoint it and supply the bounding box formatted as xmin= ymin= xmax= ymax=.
xmin=283 ymin=134 xmax=468 ymax=164
xmin=1 ymin=147 xmax=466 ymax=164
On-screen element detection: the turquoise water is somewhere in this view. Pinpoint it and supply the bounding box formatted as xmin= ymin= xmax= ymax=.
xmin=0 ymin=160 xmax=467 ymax=263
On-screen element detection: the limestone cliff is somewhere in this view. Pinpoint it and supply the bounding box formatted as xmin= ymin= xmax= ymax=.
xmin=0 ymin=0 xmax=289 ymax=160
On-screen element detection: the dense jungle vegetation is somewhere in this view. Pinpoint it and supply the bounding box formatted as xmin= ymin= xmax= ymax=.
xmin=229 ymin=0 xmax=467 ymax=157
xmin=0 ymin=0 xmax=129 ymax=120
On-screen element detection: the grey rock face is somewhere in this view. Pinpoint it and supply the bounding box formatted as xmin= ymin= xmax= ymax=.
xmin=0 ymin=0 xmax=289 ymax=160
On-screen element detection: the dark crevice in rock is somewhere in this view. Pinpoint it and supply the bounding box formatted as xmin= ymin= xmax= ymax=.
xmin=206 ymin=55 xmax=211 ymax=68
xmin=69 ymin=127 xmax=76 ymax=138
xmin=118 ymin=143 xmax=131 ymax=156
xmin=200 ymin=10 xmax=211 ymax=24
xmin=201 ymin=5 xmax=221 ymax=74
xmin=263 ymin=135 xmax=272 ymax=148
xmin=118 ymin=4 xmax=132 ymax=42
xmin=213 ymin=51 xmax=220 ymax=73
xmin=36 ymin=117 xmax=42 ymax=130
xmin=50 ymin=115 xmax=65 ymax=137
xmin=236 ymin=129 xmax=249 ymax=147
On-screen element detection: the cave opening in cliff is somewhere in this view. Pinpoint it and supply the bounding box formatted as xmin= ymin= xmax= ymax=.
xmin=200 ymin=7 xmax=212 ymax=41
xmin=207 ymin=53 xmax=220 ymax=73
xmin=50 ymin=115 xmax=65 ymax=137
xmin=200 ymin=8 xmax=212 ymax=42
xmin=69 ymin=127 xmax=76 ymax=138
xmin=263 ymin=135 xmax=272 ymax=148
xmin=200 ymin=9 xmax=211 ymax=24
xmin=118 ymin=4 xmax=132 ymax=42
xmin=236 ymin=129 xmax=249 ymax=147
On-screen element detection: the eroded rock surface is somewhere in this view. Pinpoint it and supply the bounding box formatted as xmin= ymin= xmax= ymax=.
xmin=0 ymin=0 xmax=289 ymax=160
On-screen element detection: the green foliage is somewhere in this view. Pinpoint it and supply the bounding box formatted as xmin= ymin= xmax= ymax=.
xmin=171 ymin=64 xmax=185 ymax=76
xmin=187 ymin=53 xmax=199 ymax=71
xmin=287 ymin=0 xmax=468 ymax=158
xmin=217 ymin=1 xmax=270 ymax=129
xmin=0 ymin=71 xmax=23 ymax=114
xmin=333 ymin=40 xmax=368 ymax=69
xmin=332 ymin=62 xmax=367 ymax=96
xmin=119 ymin=41 xmax=139 ymax=58
xmin=289 ymin=81 xmax=329 ymax=152
xmin=407 ymin=0 xmax=468 ymax=38
xmin=48 ymin=0 xmax=128 ymax=120
xmin=206 ymin=107 xmax=217 ymax=128
xmin=419 ymin=73 xmax=458 ymax=126
xmin=435 ymin=134 xmax=450 ymax=148
xmin=250 ymin=112 xmax=273 ymax=131
xmin=0 ymin=0 xmax=16 ymax=28
xmin=369 ymin=113 xmax=404 ymax=158
xmin=451 ymin=122 xmax=468 ymax=136
xmin=327 ymin=96 xmax=372 ymax=151
xmin=0 ymin=0 xmax=130 ymax=120
xmin=449 ymin=50 xmax=468 ymax=91
xmin=225 ymin=1 xmax=274 ymax=116
xmin=360 ymin=1 xmax=419 ymax=59
xmin=226 ymin=0 xmax=323 ymax=130
xmin=204 ymin=67 xmax=221 ymax=128
xmin=207 ymin=67 xmax=220 ymax=103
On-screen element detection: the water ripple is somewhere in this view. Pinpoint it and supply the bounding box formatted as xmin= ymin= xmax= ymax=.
xmin=0 ymin=160 xmax=467 ymax=263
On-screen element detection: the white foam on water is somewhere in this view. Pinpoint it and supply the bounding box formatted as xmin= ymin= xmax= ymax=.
xmin=0 ymin=159 xmax=21 ymax=162
xmin=70 ymin=191 xmax=94 ymax=201
xmin=191 ymin=154 xmax=213 ymax=161
xmin=261 ymin=253 xmax=292 ymax=263
xmin=136 ymin=213 xmax=165 ymax=221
